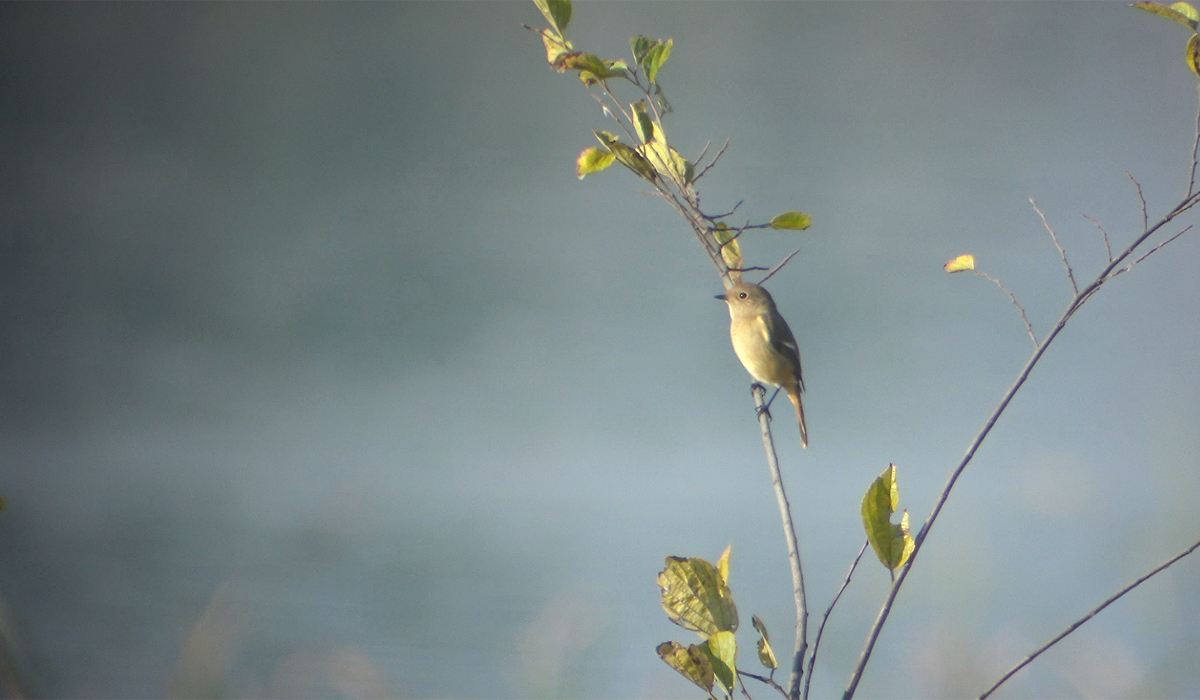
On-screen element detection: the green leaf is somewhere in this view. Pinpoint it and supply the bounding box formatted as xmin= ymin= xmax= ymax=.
xmin=576 ymin=147 xmax=615 ymax=178
xmin=703 ymin=630 xmax=737 ymax=694
xmin=532 ymin=0 xmax=572 ymax=34
xmin=594 ymin=130 xmax=657 ymax=182
xmin=769 ymin=211 xmax=812 ymax=230
xmin=637 ymin=113 xmax=693 ymax=185
xmin=861 ymin=464 xmax=916 ymax=571
xmin=630 ymin=36 xmax=674 ymax=82
xmin=713 ymin=224 xmax=743 ymax=272
xmin=560 ymin=52 xmax=625 ymax=85
xmin=1189 ymin=32 xmax=1200 ymax=75
xmin=632 ymin=100 xmax=655 ymax=143
xmin=644 ymin=38 xmax=673 ymax=82
xmin=656 ymin=641 xmax=714 ymax=694
xmin=1132 ymin=1 xmax=1200 ymax=29
xmin=631 ymin=36 xmax=655 ymax=65
xmin=658 ymin=554 xmax=739 ymax=637
xmin=537 ymin=28 xmax=573 ymax=70
xmin=752 ymin=615 xmax=778 ymax=670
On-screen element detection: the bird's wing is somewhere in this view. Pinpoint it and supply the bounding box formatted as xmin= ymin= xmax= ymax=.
xmin=762 ymin=311 xmax=805 ymax=391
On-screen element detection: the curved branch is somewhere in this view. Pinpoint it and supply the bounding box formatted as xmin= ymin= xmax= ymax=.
xmin=978 ymin=536 xmax=1200 ymax=699
xmin=803 ymin=541 xmax=868 ymax=700
xmin=844 ymin=169 xmax=1200 ymax=698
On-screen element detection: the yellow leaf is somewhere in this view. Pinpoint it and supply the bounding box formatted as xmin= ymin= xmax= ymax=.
xmin=713 ymin=224 xmax=743 ymax=273
xmin=861 ymin=464 xmax=916 ymax=571
xmin=1132 ymin=1 xmax=1200 ymax=29
xmin=656 ymin=641 xmax=714 ymax=694
xmin=576 ymin=147 xmax=614 ymax=178
xmin=1188 ymin=33 xmax=1200 ymax=76
xmin=658 ymin=554 xmax=739 ymax=637
xmin=752 ymin=615 xmax=778 ymax=669
xmin=594 ymin=131 xmax=656 ymax=182
xmin=943 ymin=254 xmax=975 ymax=273
xmin=537 ymin=29 xmax=573 ymax=70
xmin=1174 ymin=1 xmax=1200 ymax=22
xmin=716 ymin=544 xmax=731 ymax=586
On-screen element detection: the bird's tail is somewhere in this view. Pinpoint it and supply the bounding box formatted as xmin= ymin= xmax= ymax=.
xmin=788 ymin=387 xmax=808 ymax=448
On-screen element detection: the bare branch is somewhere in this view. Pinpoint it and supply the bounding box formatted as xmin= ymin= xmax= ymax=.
xmin=751 ymin=384 xmax=809 ymax=700
xmin=1127 ymin=171 xmax=1149 ymax=233
xmin=694 ymin=137 xmax=732 ymax=183
xmin=1109 ymin=225 xmax=1193 ymax=280
xmin=1082 ymin=214 xmax=1113 ymax=263
xmin=709 ymin=200 xmax=744 ymax=220
xmin=978 ymin=536 xmax=1200 ymax=699
xmin=845 ymin=186 xmax=1200 ymax=697
xmin=760 ymin=247 xmax=804 ymax=285
xmin=1189 ymin=80 xmax=1200 ymax=198
xmin=842 ymin=303 xmax=1078 ymax=699
xmin=973 ymin=270 xmax=1038 ymax=348
xmin=1030 ymin=197 xmax=1078 ymax=296
xmin=803 ymin=541 xmax=868 ymax=700
xmin=740 ymin=670 xmax=789 ymax=700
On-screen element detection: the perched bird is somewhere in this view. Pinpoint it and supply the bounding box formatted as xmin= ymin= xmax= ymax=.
xmin=716 ymin=282 xmax=808 ymax=447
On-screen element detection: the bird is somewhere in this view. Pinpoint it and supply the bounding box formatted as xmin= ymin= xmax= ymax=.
xmin=716 ymin=282 xmax=808 ymax=447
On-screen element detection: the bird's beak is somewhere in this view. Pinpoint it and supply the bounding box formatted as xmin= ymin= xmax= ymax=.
xmin=714 ymin=293 xmax=727 ymax=301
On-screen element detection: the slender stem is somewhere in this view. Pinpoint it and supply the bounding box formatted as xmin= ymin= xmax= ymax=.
xmin=978 ymin=536 xmax=1200 ymax=699
xmin=1187 ymin=80 xmax=1200 ymax=198
xmin=803 ymin=541 xmax=868 ymax=700
xmin=841 ymin=301 xmax=1074 ymax=698
xmin=973 ymin=270 xmax=1037 ymax=348
xmin=843 ymin=190 xmax=1200 ymax=698
xmin=739 ymin=670 xmax=789 ymax=699
xmin=752 ymin=385 xmax=808 ymax=700
xmin=1030 ymin=197 xmax=1078 ymax=296
xmin=760 ymin=247 xmax=804 ymax=285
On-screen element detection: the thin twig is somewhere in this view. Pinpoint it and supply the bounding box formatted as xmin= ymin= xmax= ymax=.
xmin=978 ymin=536 xmax=1200 ymax=699
xmin=802 ymin=541 xmax=868 ymax=700
xmin=1127 ymin=171 xmax=1149 ymax=233
xmin=844 ymin=191 xmax=1200 ymax=697
xmin=739 ymin=670 xmax=788 ymax=699
xmin=842 ymin=301 xmax=1075 ymax=699
xmin=1109 ymin=225 xmax=1193 ymax=279
xmin=710 ymin=200 xmax=745 ymax=220
xmin=1081 ymin=214 xmax=1113 ymax=263
xmin=1188 ymin=80 xmax=1200 ymax=198
xmin=694 ymin=137 xmax=732 ymax=183
xmin=973 ymin=270 xmax=1038 ymax=348
xmin=1030 ymin=197 xmax=1078 ymax=296
xmin=761 ymin=247 xmax=805 ymax=285
xmin=752 ymin=384 xmax=808 ymax=700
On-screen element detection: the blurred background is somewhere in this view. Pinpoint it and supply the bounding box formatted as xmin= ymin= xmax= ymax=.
xmin=1 ymin=2 xmax=1199 ymax=698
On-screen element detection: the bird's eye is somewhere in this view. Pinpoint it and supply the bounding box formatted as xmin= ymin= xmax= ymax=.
xmin=738 ymin=292 xmax=748 ymax=299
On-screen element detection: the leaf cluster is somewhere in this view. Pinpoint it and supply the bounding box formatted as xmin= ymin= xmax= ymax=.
xmin=1133 ymin=1 xmax=1200 ymax=74
xmin=656 ymin=547 xmax=777 ymax=698
xmin=525 ymin=0 xmax=811 ymax=286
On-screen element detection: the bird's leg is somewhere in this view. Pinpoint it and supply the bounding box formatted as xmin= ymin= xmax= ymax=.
xmin=750 ymin=383 xmax=781 ymax=420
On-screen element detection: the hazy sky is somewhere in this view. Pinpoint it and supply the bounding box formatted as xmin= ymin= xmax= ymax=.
xmin=2 ymin=2 xmax=1199 ymax=698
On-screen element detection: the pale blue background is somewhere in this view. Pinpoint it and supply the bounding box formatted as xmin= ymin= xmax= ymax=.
xmin=1 ymin=2 xmax=1198 ymax=698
